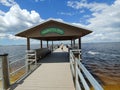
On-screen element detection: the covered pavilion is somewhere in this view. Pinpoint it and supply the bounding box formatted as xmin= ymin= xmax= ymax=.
xmin=15 ymin=19 xmax=92 ymax=50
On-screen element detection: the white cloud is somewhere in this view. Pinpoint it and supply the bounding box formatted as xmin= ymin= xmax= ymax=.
xmin=0 ymin=33 xmax=25 ymax=40
xmin=48 ymin=18 xmax=64 ymax=22
xmin=0 ymin=4 xmax=44 ymax=41
xmin=35 ymin=0 xmax=45 ymax=2
xmin=0 ymin=33 xmax=6 ymax=39
xmin=72 ymin=23 xmax=86 ymax=28
xmin=0 ymin=10 xmax=5 ymax=15
xmin=67 ymin=0 xmax=109 ymax=12
xmin=0 ymin=0 xmax=16 ymax=6
xmin=68 ymin=0 xmax=120 ymax=42
xmin=83 ymin=15 xmax=90 ymax=18
xmin=80 ymin=10 xmax=85 ymax=13
xmin=58 ymin=12 xmax=74 ymax=16
xmin=0 ymin=4 xmax=43 ymax=33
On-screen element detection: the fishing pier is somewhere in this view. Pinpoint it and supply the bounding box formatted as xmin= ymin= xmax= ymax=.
xmin=0 ymin=19 xmax=103 ymax=90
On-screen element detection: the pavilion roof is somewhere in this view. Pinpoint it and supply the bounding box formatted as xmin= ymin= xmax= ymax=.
xmin=15 ymin=19 xmax=92 ymax=41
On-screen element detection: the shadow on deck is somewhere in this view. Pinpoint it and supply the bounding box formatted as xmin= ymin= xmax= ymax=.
xmin=38 ymin=52 xmax=69 ymax=63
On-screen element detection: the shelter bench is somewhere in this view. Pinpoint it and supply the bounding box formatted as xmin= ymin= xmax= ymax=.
xmin=26 ymin=48 xmax=51 ymax=62
xmin=35 ymin=48 xmax=51 ymax=59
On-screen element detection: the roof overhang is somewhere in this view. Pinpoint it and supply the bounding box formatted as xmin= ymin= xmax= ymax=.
xmin=15 ymin=19 xmax=92 ymax=41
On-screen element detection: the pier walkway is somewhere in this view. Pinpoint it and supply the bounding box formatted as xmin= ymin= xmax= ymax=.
xmin=12 ymin=46 xmax=75 ymax=90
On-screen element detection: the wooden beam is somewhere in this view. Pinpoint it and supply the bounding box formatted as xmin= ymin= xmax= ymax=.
xmin=40 ymin=40 xmax=43 ymax=48
xmin=27 ymin=38 xmax=30 ymax=50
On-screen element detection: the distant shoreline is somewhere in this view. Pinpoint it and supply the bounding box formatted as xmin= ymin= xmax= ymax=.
xmin=0 ymin=42 xmax=120 ymax=46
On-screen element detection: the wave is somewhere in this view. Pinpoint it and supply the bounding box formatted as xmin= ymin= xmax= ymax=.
xmin=111 ymin=54 xmax=120 ymax=57
xmin=88 ymin=51 xmax=99 ymax=55
xmin=88 ymin=51 xmax=120 ymax=57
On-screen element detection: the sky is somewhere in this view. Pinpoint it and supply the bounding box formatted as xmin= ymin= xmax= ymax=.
xmin=0 ymin=0 xmax=120 ymax=45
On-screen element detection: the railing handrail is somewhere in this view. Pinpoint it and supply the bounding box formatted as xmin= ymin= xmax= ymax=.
xmin=76 ymin=59 xmax=103 ymax=90
xmin=26 ymin=50 xmax=35 ymax=53
xmin=8 ymin=56 xmax=26 ymax=83
xmin=70 ymin=49 xmax=103 ymax=90
xmin=9 ymin=57 xmax=25 ymax=65
xmin=8 ymin=50 xmax=37 ymax=83
xmin=9 ymin=65 xmax=26 ymax=75
xmin=8 ymin=53 xmax=25 ymax=59
xmin=26 ymin=50 xmax=37 ymax=64
xmin=0 ymin=50 xmax=38 ymax=90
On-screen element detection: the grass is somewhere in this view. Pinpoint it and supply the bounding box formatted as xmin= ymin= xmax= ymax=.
xmin=9 ymin=67 xmax=26 ymax=84
xmin=0 ymin=68 xmax=26 ymax=89
xmin=90 ymin=85 xmax=120 ymax=90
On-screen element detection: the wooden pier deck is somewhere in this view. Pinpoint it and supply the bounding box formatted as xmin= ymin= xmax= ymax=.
xmin=12 ymin=46 xmax=75 ymax=90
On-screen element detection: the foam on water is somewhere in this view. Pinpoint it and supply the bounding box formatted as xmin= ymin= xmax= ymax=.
xmin=88 ymin=51 xmax=99 ymax=55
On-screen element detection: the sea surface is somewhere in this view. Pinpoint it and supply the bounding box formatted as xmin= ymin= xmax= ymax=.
xmin=81 ymin=42 xmax=120 ymax=86
xmin=0 ymin=42 xmax=120 ymax=87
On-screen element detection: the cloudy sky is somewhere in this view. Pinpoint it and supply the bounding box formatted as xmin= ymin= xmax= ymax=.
xmin=0 ymin=0 xmax=120 ymax=45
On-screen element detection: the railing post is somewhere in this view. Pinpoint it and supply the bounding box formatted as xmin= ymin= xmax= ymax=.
xmin=25 ymin=53 xmax=28 ymax=74
xmin=74 ymin=58 xmax=78 ymax=90
xmin=35 ymin=51 xmax=37 ymax=66
xmin=79 ymin=50 xmax=81 ymax=61
xmin=0 ymin=54 xmax=10 ymax=90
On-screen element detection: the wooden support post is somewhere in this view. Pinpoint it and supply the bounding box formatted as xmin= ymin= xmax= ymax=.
xmin=40 ymin=40 xmax=43 ymax=48
xmin=47 ymin=40 xmax=48 ymax=48
xmin=27 ymin=38 xmax=30 ymax=50
xmin=79 ymin=38 xmax=81 ymax=49
xmin=79 ymin=38 xmax=82 ymax=60
xmin=0 ymin=54 xmax=10 ymax=90
xmin=74 ymin=58 xmax=78 ymax=90
xmin=73 ymin=39 xmax=75 ymax=48
xmin=52 ymin=41 xmax=53 ymax=51
xmin=71 ymin=40 xmax=72 ymax=48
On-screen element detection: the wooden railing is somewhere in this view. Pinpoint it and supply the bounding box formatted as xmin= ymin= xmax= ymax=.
xmin=0 ymin=54 xmax=10 ymax=90
xmin=9 ymin=57 xmax=26 ymax=81
xmin=70 ymin=50 xmax=103 ymax=90
xmin=0 ymin=56 xmax=4 ymax=90
xmin=0 ymin=51 xmax=38 ymax=90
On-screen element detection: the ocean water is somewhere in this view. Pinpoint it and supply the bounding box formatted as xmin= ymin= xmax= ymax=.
xmin=81 ymin=42 xmax=120 ymax=85
xmin=0 ymin=45 xmax=42 ymax=61
xmin=0 ymin=42 xmax=120 ymax=86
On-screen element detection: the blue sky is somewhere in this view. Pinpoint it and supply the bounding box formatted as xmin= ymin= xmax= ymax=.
xmin=0 ymin=0 xmax=120 ymax=45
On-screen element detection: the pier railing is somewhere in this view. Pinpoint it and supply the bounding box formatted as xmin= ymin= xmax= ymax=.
xmin=70 ymin=49 xmax=103 ymax=90
xmin=9 ymin=55 xmax=26 ymax=84
xmin=0 ymin=54 xmax=10 ymax=90
xmin=0 ymin=51 xmax=39 ymax=90
xmin=26 ymin=50 xmax=38 ymax=72
xmin=0 ymin=56 xmax=4 ymax=90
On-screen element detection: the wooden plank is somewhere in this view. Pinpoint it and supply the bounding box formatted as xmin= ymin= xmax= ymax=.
xmin=14 ymin=63 xmax=75 ymax=90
